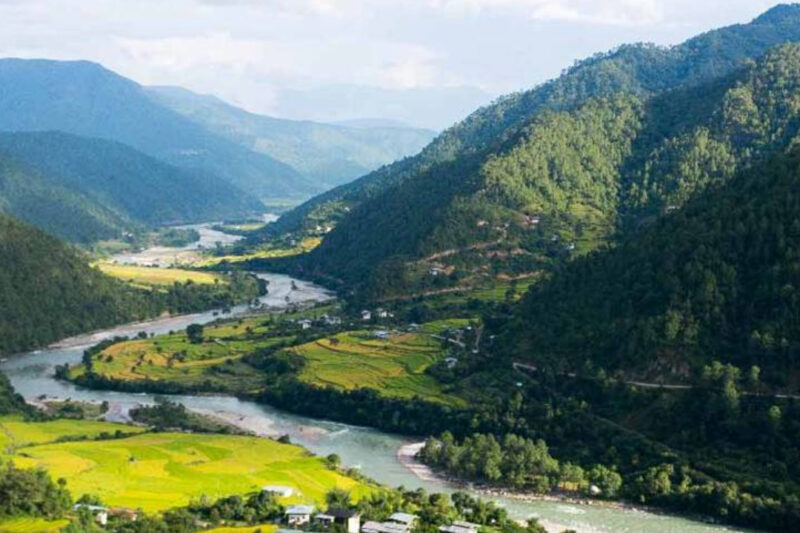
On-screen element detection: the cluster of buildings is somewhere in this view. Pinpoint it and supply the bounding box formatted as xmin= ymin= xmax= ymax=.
xmin=283 ymin=505 xmax=361 ymax=533
xmin=360 ymin=308 xmax=393 ymax=321
xmin=282 ymin=505 xmax=480 ymax=533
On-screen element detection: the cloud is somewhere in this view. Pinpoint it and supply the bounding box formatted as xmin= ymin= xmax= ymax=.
xmin=430 ymin=0 xmax=663 ymax=26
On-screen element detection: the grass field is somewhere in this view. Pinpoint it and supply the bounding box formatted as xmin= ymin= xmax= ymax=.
xmin=195 ymin=237 xmax=321 ymax=267
xmin=284 ymin=323 xmax=463 ymax=405
xmin=0 ymin=517 xmax=70 ymax=533
xmin=95 ymin=262 xmax=226 ymax=287
xmin=2 ymin=417 xmax=372 ymax=513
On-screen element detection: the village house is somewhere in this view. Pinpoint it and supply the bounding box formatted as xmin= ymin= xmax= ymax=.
xmin=388 ymin=512 xmax=418 ymax=528
xmin=286 ymin=505 xmax=315 ymax=526
xmin=361 ymin=310 xmax=372 ymax=321
xmin=262 ymin=485 xmax=294 ymax=498
xmin=372 ymin=330 xmax=390 ymax=340
xmin=444 ymin=357 xmax=459 ymax=369
xmin=375 ymin=308 xmax=389 ymax=318
xmin=74 ymin=504 xmax=108 ymax=526
xmin=361 ymin=521 xmax=409 ymax=533
xmin=298 ymin=319 xmax=313 ymax=330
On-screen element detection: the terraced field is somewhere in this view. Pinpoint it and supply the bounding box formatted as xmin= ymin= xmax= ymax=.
xmin=78 ymin=316 xmax=293 ymax=392
xmin=284 ymin=323 xmax=465 ymax=405
xmin=96 ymin=261 xmax=226 ymax=287
xmin=1 ymin=417 xmax=372 ymax=514
xmin=0 ymin=416 xmax=145 ymax=454
xmin=195 ymin=237 xmax=321 ymax=267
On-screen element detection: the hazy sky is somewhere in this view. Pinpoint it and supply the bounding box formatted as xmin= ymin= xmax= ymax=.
xmin=0 ymin=0 xmax=784 ymax=129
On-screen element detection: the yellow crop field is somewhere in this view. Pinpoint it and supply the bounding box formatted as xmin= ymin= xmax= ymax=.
xmin=284 ymin=327 xmax=462 ymax=406
xmin=0 ymin=517 xmax=70 ymax=533
xmin=195 ymin=237 xmax=321 ymax=267
xmin=0 ymin=416 xmax=145 ymax=454
xmin=5 ymin=424 xmax=372 ymax=513
xmin=96 ymin=262 xmax=226 ymax=286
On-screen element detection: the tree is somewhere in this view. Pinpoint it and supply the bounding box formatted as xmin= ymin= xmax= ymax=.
xmin=186 ymin=323 xmax=204 ymax=344
xmin=326 ymin=488 xmax=352 ymax=509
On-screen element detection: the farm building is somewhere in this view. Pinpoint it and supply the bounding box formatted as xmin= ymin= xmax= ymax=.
xmin=388 ymin=512 xmax=418 ymax=527
xmin=286 ymin=505 xmax=315 ymax=526
xmin=362 ymin=521 xmax=410 ymax=533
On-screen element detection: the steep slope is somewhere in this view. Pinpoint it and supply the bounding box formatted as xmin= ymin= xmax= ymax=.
xmin=146 ymin=86 xmax=436 ymax=189
xmin=0 ymin=59 xmax=312 ymax=199
xmin=0 ymin=213 xmax=157 ymax=355
xmin=262 ymin=4 xmax=800 ymax=241
xmin=262 ymin=7 xmax=800 ymax=297
xmin=0 ymin=132 xmax=264 ymax=243
xmin=502 ymin=144 xmax=800 ymax=389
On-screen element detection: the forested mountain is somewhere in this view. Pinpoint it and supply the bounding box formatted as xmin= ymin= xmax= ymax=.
xmin=0 ymin=132 xmax=263 ymax=243
xmin=259 ymin=6 xmax=800 ymax=298
xmin=147 ymin=86 xmax=436 ymax=189
xmin=0 ymin=212 xmax=158 ymax=355
xmin=0 ymin=59 xmax=313 ymax=199
xmin=501 ymin=145 xmax=800 ymax=388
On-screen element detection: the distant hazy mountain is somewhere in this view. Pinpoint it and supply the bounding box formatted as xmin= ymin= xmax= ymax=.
xmin=0 ymin=59 xmax=313 ymax=199
xmin=272 ymin=84 xmax=492 ymax=131
xmin=0 ymin=131 xmax=263 ymax=243
xmin=146 ymin=86 xmax=436 ymax=189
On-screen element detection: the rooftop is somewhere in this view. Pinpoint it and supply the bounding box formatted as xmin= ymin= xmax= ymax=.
xmin=286 ymin=505 xmax=315 ymax=515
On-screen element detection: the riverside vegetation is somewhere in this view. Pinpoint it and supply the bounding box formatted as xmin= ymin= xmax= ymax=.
xmin=0 ymin=378 xmax=559 ymax=533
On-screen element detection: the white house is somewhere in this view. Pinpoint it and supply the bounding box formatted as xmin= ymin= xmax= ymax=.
xmin=73 ymin=504 xmax=108 ymax=526
xmin=361 ymin=310 xmax=372 ymax=321
xmin=298 ymin=319 xmax=313 ymax=330
xmin=286 ymin=505 xmax=315 ymax=526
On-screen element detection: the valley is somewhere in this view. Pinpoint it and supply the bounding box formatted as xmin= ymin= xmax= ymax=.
xmin=0 ymin=4 xmax=799 ymax=533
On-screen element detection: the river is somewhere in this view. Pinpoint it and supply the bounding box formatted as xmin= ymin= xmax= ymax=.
xmin=0 ymin=225 xmax=752 ymax=533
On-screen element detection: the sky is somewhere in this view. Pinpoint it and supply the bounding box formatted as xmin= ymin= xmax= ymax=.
xmin=0 ymin=0 xmax=784 ymax=129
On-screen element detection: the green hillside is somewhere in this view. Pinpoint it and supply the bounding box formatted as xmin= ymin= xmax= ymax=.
xmin=0 ymin=212 xmax=159 ymax=355
xmin=503 ymin=144 xmax=800 ymax=389
xmin=267 ymin=39 xmax=800 ymax=299
xmin=147 ymin=86 xmax=435 ymax=189
xmin=0 ymin=59 xmax=313 ymax=199
xmin=256 ymin=4 xmax=800 ymax=247
xmin=0 ymin=132 xmax=264 ymax=243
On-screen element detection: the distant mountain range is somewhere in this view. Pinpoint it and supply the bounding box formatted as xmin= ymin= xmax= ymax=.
xmin=0 ymin=131 xmax=264 ymax=243
xmin=259 ymin=4 xmax=800 ymax=298
xmin=146 ymin=86 xmax=436 ymax=190
xmin=0 ymin=58 xmax=434 ymax=241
